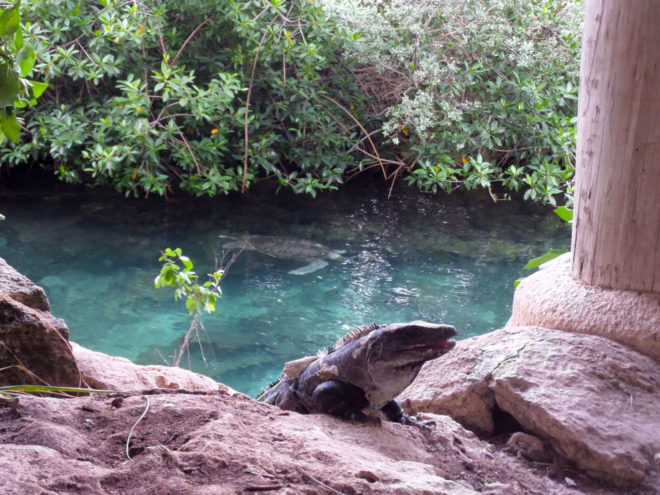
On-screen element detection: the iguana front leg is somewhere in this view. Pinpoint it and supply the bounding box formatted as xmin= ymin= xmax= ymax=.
xmin=311 ymin=380 xmax=369 ymax=418
xmin=381 ymin=400 xmax=430 ymax=429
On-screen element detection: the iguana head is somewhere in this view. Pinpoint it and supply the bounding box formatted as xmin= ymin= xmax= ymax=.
xmin=360 ymin=320 xmax=457 ymax=410
xmin=366 ymin=321 xmax=456 ymax=365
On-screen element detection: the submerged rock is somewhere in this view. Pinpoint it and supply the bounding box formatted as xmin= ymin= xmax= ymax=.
xmin=401 ymin=326 xmax=660 ymax=488
xmin=222 ymin=234 xmax=344 ymax=275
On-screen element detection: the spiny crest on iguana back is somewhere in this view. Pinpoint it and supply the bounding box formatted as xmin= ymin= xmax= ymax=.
xmin=317 ymin=323 xmax=380 ymax=358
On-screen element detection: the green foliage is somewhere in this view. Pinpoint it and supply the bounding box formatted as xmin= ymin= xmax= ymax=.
xmin=323 ymin=0 xmax=582 ymax=204
xmin=553 ymin=205 xmax=573 ymax=223
xmin=0 ymin=0 xmax=46 ymax=144
xmin=2 ymin=0 xmax=582 ymax=203
xmin=3 ymin=0 xmax=366 ymax=197
xmin=514 ymin=205 xmax=573 ymax=287
xmin=155 ymin=247 xmax=222 ymax=315
xmin=522 ymin=248 xmax=568 ymax=270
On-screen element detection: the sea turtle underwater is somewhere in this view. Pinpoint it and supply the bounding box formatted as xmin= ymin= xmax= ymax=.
xmin=222 ymin=235 xmax=345 ymax=275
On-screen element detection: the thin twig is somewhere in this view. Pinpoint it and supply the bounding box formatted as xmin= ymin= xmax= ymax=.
xmin=217 ymin=247 xmax=245 ymax=278
xmin=318 ymin=94 xmax=387 ymax=180
xmin=125 ymin=396 xmax=150 ymax=462
xmin=242 ymin=24 xmax=275 ymax=193
xmin=305 ymin=473 xmax=346 ymax=495
xmin=388 ymin=164 xmax=402 ymax=198
xmin=176 ymin=132 xmax=202 ymax=174
xmin=353 ymin=148 xmax=406 ymax=167
xmin=0 ymin=346 xmax=50 ymax=386
xmin=171 ymin=17 xmax=214 ymax=67
xmin=74 ymin=39 xmax=95 ymax=65
xmin=158 ymin=35 xmax=168 ymax=60
xmin=174 ymin=311 xmax=200 ymax=368
xmin=173 ymin=246 xmax=244 ymax=368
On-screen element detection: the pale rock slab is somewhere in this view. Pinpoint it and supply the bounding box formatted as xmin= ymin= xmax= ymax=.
xmin=400 ymin=335 xmax=496 ymax=436
xmin=71 ymin=342 xmax=237 ymax=394
xmin=402 ymin=326 xmax=660 ymax=487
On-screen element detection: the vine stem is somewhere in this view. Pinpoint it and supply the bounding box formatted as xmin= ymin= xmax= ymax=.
xmin=242 ymin=24 xmax=274 ymax=193
xmin=318 ymin=94 xmax=387 ymax=181
xmin=171 ymin=17 xmax=214 ymax=67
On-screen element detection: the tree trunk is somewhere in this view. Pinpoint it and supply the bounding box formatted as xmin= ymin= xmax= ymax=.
xmin=571 ymin=0 xmax=660 ymax=292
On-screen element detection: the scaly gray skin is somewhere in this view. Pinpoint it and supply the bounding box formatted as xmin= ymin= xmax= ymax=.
xmin=260 ymin=321 xmax=457 ymax=424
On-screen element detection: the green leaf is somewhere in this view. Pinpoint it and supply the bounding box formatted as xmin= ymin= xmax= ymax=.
xmin=17 ymin=47 xmax=35 ymax=76
xmin=523 ymin=249 xmax=567 ymax=269
xmin=29 ymin=80 xmax=48 ymax=99
xmin=185 ymin=297 xmax=197 ymax=314
xmin=0 ymin=64 xmax=20 ymax=106
xmin=181 ymin=256 xmax=193 ymax=271
xmin=164 ymin=247 xmax=180 ymax=257
xmin=13 ymin=19 xmax=22 ymax=49
xmin=0 ymin=110 xmax=21 ymax=142
xmin=0 ymin=384 xmax=117 ymax=394
xmin=553 ymin=206 xmax=573 ymax=223
xmin=0 ymin=2 xmax=20 ymax=38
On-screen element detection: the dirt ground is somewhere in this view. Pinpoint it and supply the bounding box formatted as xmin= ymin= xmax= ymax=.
xmin=1 ymin=389 xmax=654 ymax=495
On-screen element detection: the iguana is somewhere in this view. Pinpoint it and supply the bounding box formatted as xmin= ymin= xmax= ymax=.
xmin=257 ymin=321 xmax=456 ymax=424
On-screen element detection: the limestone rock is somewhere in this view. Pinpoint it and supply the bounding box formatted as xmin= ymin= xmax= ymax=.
xmin=0 ymin=256 xmax=69 ymax=340
xmin=505 ymin=432 xmax=553 ymax=463
xmin=511 ymin=263 xmax=660 ymax=361
xmin=0 ymin=296 xmax=81 ymax=387
xmin=71 ymin=342 xmax=236 ymax=394
xmin=399 ymin=338 xmax=496 ymax=436
xmin=0 ymin=257 xmax=50 ymax=312
xmin=0 ymin=257 xmax=77 ymax=386
xmin=402 ymin=326 xmax=660 ymax=487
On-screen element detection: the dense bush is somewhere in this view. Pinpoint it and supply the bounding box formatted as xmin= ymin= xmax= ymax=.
xmin=322 ymin=0 xmax=582 ymax=204
xmin=0 ymin=0 xmax=46 ymax=144
xmin=1 ymin=0 xmax=582 ymax=203
xmin=2 ymin=0 xmax=366 ymax=196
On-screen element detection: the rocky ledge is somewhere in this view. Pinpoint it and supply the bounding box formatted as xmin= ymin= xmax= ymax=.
xmin=1 ymin=257 xmax=658 ymax=494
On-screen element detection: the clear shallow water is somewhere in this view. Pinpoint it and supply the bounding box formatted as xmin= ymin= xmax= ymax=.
xmin=0 ymin=184 xmax=570 ymax=396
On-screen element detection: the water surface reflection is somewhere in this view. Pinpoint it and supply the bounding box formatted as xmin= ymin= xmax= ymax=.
xmin=0 ymin=184 xmax=569 ymax=395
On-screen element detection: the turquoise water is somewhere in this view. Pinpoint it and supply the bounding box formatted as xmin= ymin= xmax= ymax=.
xmin=0 ymin=184 xmax=570 ymax=396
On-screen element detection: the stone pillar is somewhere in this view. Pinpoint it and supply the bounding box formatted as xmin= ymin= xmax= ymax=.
xmin=510 ymin=0 xmax=660 ymax=360
xmin=571 ymin=0 xmax=660 ymax=292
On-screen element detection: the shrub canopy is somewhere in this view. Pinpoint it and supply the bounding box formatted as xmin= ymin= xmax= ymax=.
xmin=323 ymin=0 xmax=582 ymax=204
xmin=2 ymin=0 xmax=582 ymax=204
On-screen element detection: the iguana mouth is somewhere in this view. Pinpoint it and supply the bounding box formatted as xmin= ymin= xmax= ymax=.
xmin=403 ymin=339 xmax=456 ymax=351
